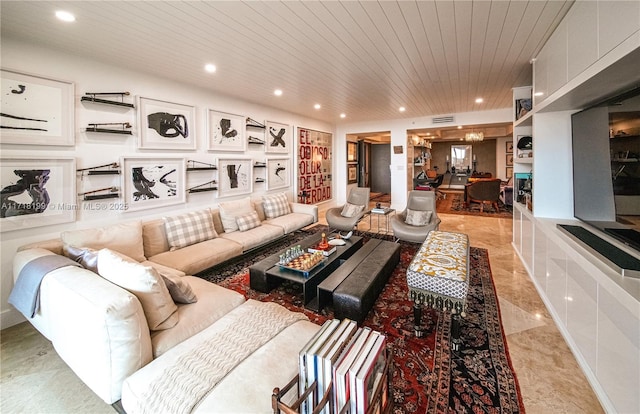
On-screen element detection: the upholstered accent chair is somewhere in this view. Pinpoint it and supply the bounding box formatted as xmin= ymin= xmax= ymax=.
xmin=326 ymin=187 xmax=370 ymax=232
xmin=500 ymin=176 xmax=514 ymax=206
xmin=391 ymin=191 xmax=441 ymax=243
xmin=465 ymin=178 xmax=502 ymax=212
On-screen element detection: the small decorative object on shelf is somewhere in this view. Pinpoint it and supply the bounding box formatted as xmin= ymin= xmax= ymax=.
xmin=79 ymin=186 xmax=119 ymax=201
xmin=187 ymin=180 xmax=217 ymax=193
xmin=246 ymin=117 xmax=265 ymax=129
xmin=253 ymin=161 xmax=266 ymax=167
xmin=248 ymin=135 xmax=265 ymax=145
xmin=86 ymin=122 xmax=132 ymax=134
xmin=80 ymin=92 xmax=134 ymax=108
xmin=272 ymin=319 xmax=392 ymax=414
xmin=186 ymin=160 xmax=217 ymax=171
xmin=255 ymin=177 xmax=265 ymax=183
xmin=517 ymin=135 xmax=533 ymax=158
xmin=515 ymin=98 xmax=532 ymax=120
xmin=77 ymin=162 xmax=120 ymax=176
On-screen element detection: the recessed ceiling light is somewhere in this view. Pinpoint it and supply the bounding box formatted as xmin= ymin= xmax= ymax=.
xmin=475 ymin=98 xmax=483 ymax=103
xmin=55 ymin=10 xmax=75 ymax=22
xmin=399 ymin=106 xmax=406 ymax=112
xmin=314 ymin=104 xmax=321 ymax=110
xmin=274 ymin=89 xmax=283 ymax=96
xmin=340 ymin=113 xmax=346 ymax=119
xmin=204 ymin=63 xmax=217 ymax=73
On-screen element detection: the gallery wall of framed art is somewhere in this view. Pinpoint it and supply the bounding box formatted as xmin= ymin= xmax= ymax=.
xmin=0 ymin=39 xmax=335 ymax=329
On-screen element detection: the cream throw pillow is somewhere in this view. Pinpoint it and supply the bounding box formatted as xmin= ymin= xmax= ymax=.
xmin=97 ymin=249 xmax=178 ymax=330
xmin=341 ymin=202 xmax=364 ymax=218
xmin=62 ymin=221 xmax=146 ymax=262
xmin=218 ymin=197 xmax=255 ymax=233
xmin=405 ymin=209 xmax=433 ymax=226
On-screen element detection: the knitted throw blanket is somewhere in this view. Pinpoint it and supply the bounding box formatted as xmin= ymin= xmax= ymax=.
xmin=132 ymin=300 xmax=307 ymax=414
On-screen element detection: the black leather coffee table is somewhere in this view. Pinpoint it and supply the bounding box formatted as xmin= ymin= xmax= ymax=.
xmin=249 ymin=232 xmax=363 ymax=306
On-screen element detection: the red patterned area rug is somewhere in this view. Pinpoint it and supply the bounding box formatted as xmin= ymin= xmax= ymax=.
xmin=203 ymin=229 xmax=524 ymax=413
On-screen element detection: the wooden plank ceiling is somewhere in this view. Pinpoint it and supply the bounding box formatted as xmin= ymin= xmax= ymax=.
xmin=0 ymin=1 xmax=573 ymax=124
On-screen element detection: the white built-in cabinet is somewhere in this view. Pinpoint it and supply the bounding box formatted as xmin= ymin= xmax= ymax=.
xmin=511 ymin=2 xmax=640 ymax=412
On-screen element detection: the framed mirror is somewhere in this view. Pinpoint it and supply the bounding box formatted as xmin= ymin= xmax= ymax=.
xmin=451 ymin=144 xmax=472 ymax=173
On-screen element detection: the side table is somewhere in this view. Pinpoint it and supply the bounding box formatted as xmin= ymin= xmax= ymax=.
xmin=369 ymin=208 xmax=395 ymax=234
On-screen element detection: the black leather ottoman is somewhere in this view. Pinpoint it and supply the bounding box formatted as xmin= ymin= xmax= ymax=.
xmin=332 ymin=240 xmax=400 ymax=324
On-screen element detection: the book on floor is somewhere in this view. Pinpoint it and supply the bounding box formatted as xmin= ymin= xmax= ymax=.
xmin=299 ymin=319 xmax=340 ymax=414
xmin=354 ymin=333 xmax=387 ymax=414
xmin=332 ymin=327 xmax=372 ymax=413
xmin=347 ymin=331 xmax=382 ymax=414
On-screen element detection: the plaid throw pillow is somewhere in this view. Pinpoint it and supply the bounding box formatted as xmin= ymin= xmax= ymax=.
xmin=341 ymin=202 xmax=364 ymax=218
xmin=405 ymin=209 xmax=432 ymax=226
xmin=262 ymin=193 xmax=291 ymax=219
xmin=164 ymin=209 xmax=217 ymax=250
xmin=236 ymin=211 xmax=261 ymax=231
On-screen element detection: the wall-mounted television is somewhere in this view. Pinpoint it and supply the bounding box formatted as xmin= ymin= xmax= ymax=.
xmin=569 ymin=86 xmax=640 ymax=273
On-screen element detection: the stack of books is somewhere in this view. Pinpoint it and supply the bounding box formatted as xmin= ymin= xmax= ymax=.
xmin=308 ymin=242 xmax=337 ymax=256
xmin=371 ymin=207 xmax=391 ymax=214
xmin=298 ymin=319 xmax=389 ymax=414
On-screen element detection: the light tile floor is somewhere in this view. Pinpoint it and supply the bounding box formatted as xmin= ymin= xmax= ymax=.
xmin=335 ymin=207 xmax=604 ymax=414
xmin=0 ymin=209 xmax=604 ymax=413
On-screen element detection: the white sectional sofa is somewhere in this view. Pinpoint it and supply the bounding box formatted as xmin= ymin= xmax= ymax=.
xmin=11 ymin=193 xmax=321 ymax=411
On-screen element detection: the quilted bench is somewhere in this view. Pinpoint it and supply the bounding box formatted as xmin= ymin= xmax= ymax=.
xmin=406 ymin=230 xmax=469 ymax=350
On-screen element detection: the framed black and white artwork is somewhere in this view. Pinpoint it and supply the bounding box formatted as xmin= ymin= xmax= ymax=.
xmin=217 ymin=157 xmax=252 ymax=197
xmin=265 ymin=121 xmax=291 ymax=154
xmin=266 ymin=157 xmax=290 ymax=191
xmin=137 ymin=97 xmax=196 ymax=150
xmin=0 ymin=69 xmax=74 ymax=146
xmin=207 ymin=109 xmax=246 ymax=152
xmin=0 ymin=157 xmax=76 ymax=232
xmin=121 ymin=156 xmax=186 ymax=212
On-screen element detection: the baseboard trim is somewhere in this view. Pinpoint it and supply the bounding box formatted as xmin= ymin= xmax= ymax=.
xmin=1 ymin=307 xmax=26 ymax=330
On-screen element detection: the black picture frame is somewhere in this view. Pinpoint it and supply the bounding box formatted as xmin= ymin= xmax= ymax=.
xmin=347 ymin=164 xmax=357 ymax=184
xmin=347 ymin=141 xmax=358 ymax=162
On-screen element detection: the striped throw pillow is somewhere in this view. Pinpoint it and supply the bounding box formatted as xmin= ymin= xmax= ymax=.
xmin=262 ymin=192 xmax=291 ymax=219
xmin=236 ymin=211 xmax=261 ymax=231
xmin=164 ymin=209 xmax=217 ymax=250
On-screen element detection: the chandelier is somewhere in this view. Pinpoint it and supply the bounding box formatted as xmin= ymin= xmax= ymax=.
xmin=465 ymin=131 xmax=484 ymax=142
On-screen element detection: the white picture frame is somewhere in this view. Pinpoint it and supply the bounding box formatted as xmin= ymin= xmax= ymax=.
xmin=266 ymin=157 xmax=291 ymax=191
xmin=0 ymin=69 xmax=74 ymax=146
xmin=121 ymin=156 xmax=186 ymax=212
xmin=0 ymin=157 xmax=76 ymax=232
xmin=217 ymin=157 xmax=252 ymax=197
xmin=137 ymin=96 xmax=196 ymax=150
xmin=265 ymin=120 xmax=291 ymax=154
xmin=207 ymin=109 xmax=246 ymax=152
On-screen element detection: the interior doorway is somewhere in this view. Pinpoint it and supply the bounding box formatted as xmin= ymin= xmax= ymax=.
xmin=347 ymin=131 xmax=391 ymax=203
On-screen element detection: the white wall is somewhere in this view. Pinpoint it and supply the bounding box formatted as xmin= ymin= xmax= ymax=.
xmin=335 ymin=108 xmax=513 ymax=210
xmin=0 ymin=39 xmax=333 ymax=329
